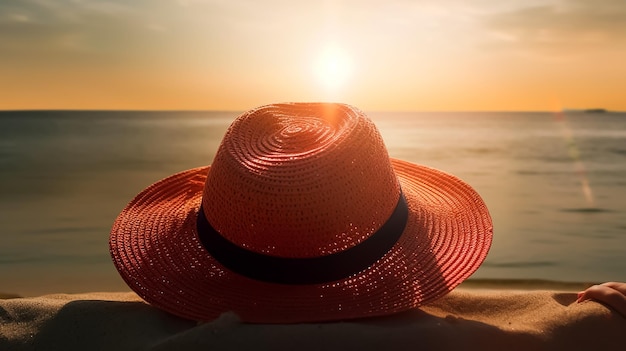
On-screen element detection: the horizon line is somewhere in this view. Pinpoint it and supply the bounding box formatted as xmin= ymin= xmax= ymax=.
xmin=2 ymin=108 xmax=621 ymax=114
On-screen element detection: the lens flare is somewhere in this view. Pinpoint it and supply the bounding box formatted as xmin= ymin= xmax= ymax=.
xmin=553 ymin=111 xmax=595 ymax=208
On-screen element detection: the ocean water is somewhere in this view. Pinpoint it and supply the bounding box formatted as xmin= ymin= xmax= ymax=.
xmin=1 ymin=110 xmax=625 ymax=295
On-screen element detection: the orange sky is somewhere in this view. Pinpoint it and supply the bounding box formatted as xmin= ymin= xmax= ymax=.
xmin=1 ymin=0 xmax=625 ymax=111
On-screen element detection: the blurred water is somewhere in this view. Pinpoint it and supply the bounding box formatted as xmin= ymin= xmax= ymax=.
xmin=1 ymin=110 xmax=625 ymax=295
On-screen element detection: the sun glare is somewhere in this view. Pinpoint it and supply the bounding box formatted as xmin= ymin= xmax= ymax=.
xmin=313 ymin=46 xmax=354 ymax=92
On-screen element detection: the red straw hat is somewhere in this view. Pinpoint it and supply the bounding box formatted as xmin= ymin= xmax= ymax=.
xmin=110 ymin=103 xmax=492 ymax=323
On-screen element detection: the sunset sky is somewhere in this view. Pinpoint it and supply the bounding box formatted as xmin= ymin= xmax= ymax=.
xmin=1 ymin=0 xmax=625 ymax=111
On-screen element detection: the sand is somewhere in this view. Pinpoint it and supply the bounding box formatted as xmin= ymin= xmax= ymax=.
xmin=1 ymin=286 xmax=624 ymax=351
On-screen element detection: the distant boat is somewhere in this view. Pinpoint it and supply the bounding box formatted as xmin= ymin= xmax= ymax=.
xmin=583 ymin=108 xmax=607 ymax=113
xmin=562 ymin=108 xmax=608 ymax=114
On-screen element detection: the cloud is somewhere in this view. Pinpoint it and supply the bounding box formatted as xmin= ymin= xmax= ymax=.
xmin=0 ymin=0 xmax=163 ymax=60
xmin=482 ymin=0 xmax=626 ymax=55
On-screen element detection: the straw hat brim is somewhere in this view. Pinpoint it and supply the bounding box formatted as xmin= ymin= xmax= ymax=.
xmin=109 ymin=158 xmax=492 ymax=323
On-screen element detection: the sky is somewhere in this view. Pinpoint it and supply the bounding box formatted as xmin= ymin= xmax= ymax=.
xmin=1 ymin=0 xmax=625 ymax=111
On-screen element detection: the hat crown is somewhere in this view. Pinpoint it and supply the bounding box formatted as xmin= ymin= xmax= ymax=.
xmin=202 ymin=103 xmax=400 ymax=258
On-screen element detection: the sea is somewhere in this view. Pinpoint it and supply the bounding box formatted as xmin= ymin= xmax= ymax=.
xmin=1 ymin=110 xmax=625 ymax=296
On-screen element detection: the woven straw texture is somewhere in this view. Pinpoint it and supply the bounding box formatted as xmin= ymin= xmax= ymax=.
xmin=110 ymin=103 xmax=493 ymax=323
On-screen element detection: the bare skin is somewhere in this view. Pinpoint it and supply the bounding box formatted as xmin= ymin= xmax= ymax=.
xmin=577 ymin=282 xmax=626 ymax=318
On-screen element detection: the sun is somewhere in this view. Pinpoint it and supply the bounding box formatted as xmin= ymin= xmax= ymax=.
xmin=313 ymin=45 xmax=354 ymax=92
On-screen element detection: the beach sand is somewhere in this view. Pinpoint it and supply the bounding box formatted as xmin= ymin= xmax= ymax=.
xmin=1 ymin=282 xmax=624 ymax=351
